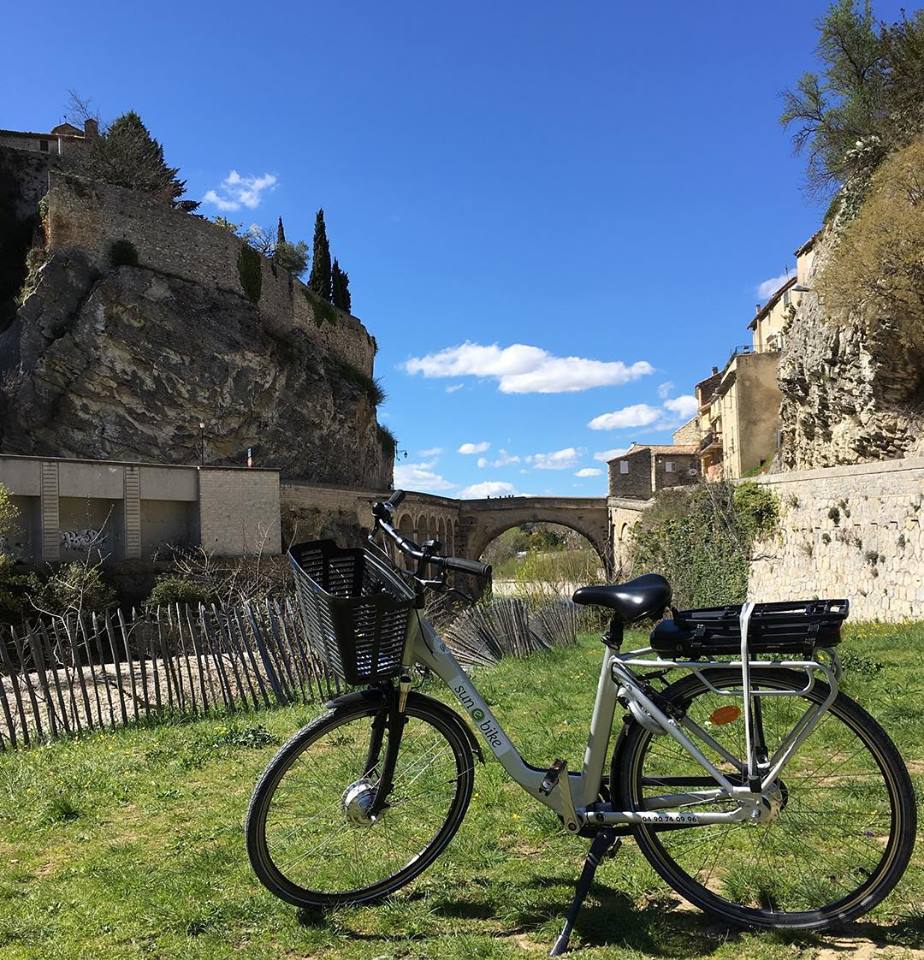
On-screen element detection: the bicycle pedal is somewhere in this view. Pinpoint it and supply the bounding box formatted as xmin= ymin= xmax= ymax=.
xmin=539 ymin=758 xmax=567 ymax=796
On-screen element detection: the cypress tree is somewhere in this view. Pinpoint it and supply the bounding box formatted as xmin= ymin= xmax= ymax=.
xmin=276 ymin=217 xmax=286 ymax=249
xmin=332 ymin=259 xmax=352 ymax=313
xmin=308 ymin=208 xmax=332 ymax=301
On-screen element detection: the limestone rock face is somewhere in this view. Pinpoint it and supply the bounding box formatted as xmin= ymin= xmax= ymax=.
xmin=0 ymin=251 xmax=392 ymax=487
xmin=778 ymin=234 xmax=924 ymax=470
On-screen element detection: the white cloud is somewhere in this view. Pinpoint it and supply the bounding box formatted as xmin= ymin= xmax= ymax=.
xmin=757 ymin=271 xmax=792 ymax=300
xmin=588 ymin=395 xmax=699 ymax=432
xmin=594 ymin=448 xmax=628 ymax=462
xmin=418 ymin=446 xmax=443 ymax=458
xmin=528 ymin=447 xmax=582 ymax=470
xmin=663 ymin=394 xmax=698 ymax=420
xmin=575 ymin=467 xmax=603 ymax=478
xmin=403 ymin=341 xmax=653 ymax=394
xmin=478 ymin=448 xmax=520 ymax=469
xmin=458 ymin=441 xmax=490 ymax=455
xmin=588 ymin=404 xmax=662 ymax=431
xmin=657 ymin=381 xmax=675 ymax=400
xmin=446 ymin=383 xmax=464 ymax=394
xmin=203 ymin=170 xmax=278 ymax=212
xmin=393 ymin=460 xmax=455 ymax=493
xmin=459 ymin=480 xmax=517 ymax=499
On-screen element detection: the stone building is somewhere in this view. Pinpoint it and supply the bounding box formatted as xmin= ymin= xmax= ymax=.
xmin=691 ymin=247 xmax=812 ymax=480
xmin=608 ymin=443 xmax=699 ymax=500
xmin=0 ymin=119 xmax=97 ymax=156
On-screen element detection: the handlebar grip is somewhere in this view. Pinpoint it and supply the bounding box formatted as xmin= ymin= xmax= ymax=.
xmin=443 ymin=556 xmax=492 ymax=579
xmin=385 ymin=489 xmax=406 ymax=509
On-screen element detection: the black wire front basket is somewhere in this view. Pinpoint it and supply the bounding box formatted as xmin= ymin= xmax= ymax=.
xmin=290 ymin=539 xmax=417 ymax=684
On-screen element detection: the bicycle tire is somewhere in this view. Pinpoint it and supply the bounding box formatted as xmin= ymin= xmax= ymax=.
xmin=613 ymin=667 xmax=916 ymax=929
xmin=246 ymin=696 xmax=475 ymax=908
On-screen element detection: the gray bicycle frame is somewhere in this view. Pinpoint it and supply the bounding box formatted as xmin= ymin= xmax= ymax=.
xmin=409 ymin=605 xmax=840 ymax=833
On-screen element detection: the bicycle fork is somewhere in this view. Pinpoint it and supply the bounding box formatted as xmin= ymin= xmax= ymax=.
xmin=365 ymin=674 xmax=413 ymax=818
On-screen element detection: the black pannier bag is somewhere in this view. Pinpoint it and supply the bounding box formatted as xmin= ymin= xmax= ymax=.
xmin=649 ymin=599 xmax=849 ymax=658
xmin=289 ymin=539 xmax=417 ymax=685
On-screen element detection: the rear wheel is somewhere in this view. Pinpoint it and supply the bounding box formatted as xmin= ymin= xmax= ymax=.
xmin=246 ymin=696 xmax=475 ymax=908
xmin=614 ymin=668 xmax=916 ymax=929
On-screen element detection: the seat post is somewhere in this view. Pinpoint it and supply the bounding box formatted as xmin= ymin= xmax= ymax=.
xmin=603 ymin=616 xmax=623 ymax=650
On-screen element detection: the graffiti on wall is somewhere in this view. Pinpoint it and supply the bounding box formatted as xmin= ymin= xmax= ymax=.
xmin=60 ymin=528 xmax=107 ymax=551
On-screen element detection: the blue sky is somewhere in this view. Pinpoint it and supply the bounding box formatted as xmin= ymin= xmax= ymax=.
xmin=3 ymin=1 xmax=910 ymax=497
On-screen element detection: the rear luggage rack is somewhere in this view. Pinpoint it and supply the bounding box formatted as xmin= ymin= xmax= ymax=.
xmin=650 ymin=599 xmax=849 ymax=658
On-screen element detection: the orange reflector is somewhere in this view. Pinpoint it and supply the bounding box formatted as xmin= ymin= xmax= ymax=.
xmin=709 ymin=705 xmax=742 ymax=725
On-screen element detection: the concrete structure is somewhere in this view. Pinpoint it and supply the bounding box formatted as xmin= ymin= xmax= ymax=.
xmin=0 ymin=454 xmax=281 ymax=562
xmin=608 ymin=444 xmax=699 ymax=500
xmin=748 ymin=456 xmax=924 ymax=622
xmin=0 ymin=119 xmax=97 ymax=157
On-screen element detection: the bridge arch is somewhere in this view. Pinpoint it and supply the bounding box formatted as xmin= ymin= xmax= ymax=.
xmin=458 ymin=497 xmax=610 ymax=574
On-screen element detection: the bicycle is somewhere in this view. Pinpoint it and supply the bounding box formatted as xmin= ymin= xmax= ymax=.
xmin=246 ymin=490 xmax=917 ymax=955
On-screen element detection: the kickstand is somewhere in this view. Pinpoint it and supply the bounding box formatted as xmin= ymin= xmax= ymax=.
xmin=549 ymin=828 xmax=620 ymax=957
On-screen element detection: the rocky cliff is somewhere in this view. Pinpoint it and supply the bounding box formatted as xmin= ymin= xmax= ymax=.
xmin=778 ymin=231 xmax=924 ymax=470
xmin=0 ymin=250 xmax=392 ymax=486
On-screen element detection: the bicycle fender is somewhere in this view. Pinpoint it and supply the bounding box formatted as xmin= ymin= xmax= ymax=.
xmin=325 ymin=688 xmax=485 ymax=764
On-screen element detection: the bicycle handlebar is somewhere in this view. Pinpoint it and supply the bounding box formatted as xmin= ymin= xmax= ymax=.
xmin=372 ymin=491 xmax=491 ymax=580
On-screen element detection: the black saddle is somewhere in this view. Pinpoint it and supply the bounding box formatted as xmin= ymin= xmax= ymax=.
xmin=572 ymin=574 xmax=672 ymax=624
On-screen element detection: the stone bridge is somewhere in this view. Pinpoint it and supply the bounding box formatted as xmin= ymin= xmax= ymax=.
xmin=280 ymin=483 xmax=611 ymax=569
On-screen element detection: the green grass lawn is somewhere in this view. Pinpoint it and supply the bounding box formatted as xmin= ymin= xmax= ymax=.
xmin=0 ymin=625 xmax=922 ymax=959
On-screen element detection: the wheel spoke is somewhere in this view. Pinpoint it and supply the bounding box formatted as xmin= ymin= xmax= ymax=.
xmin=252 ymin=705 xmax=472 ymax=901
xmin=621 ymin=669 xmax=909 ymax=922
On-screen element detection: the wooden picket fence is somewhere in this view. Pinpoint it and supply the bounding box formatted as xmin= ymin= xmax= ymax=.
xmin=0 ymin=598 xmax=340 ymax=750
xmin=0 ymin=595 xmax=580 ymax=750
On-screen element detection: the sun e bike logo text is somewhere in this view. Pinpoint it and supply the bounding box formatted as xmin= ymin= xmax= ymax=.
xmin=454 ymin=683 xmax=506 ymax=751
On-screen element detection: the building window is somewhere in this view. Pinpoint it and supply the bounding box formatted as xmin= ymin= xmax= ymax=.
xmin=665 ymin=461 xmax=674 ymax=473
xmin=39 ymin=140 xmax=49 ymax=152
xmin=619 ymin=461 xmax=629 ymax=474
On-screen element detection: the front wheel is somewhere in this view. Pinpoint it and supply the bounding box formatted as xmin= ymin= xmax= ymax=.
xmin=246 ymin=695 xmax=475 ymax=908
xmin=613 ymin=668 xmax=916 ymax=929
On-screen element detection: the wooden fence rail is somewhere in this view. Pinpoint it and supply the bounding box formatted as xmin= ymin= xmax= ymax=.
xmin=0 ymin=598 xmax=340 ymax=750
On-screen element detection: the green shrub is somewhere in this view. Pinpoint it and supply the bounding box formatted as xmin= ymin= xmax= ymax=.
xmin=304 ymin=288 xmax=338 ymax=326
xmin=628 ymin=481 xmax=779 ymax=609
xmin=237 ymin=243 xmax=262 ymax=304
xmin=329 ymin=358 xmax=386 ymax=407
xmin=817 ymin=138 xmax=924 ymax=345
xmin=0 ymin=554 xmax=36 ymax=624
xmin=109 ymin=238 xmax=139 ymax=267
xmin=147 ymin=575 xmax=213 ymax=608
xmin=31 ymin=561 xmax=117 ymax=615
xmin=732 ymin=481 xmax=779 ymax=538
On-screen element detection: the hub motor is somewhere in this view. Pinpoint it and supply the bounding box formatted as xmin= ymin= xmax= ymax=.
xmin=341 ymin=779 xmax=379 ymax=826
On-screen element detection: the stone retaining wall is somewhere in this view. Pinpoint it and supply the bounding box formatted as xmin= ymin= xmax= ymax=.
xmin=43 ymin=170 xmax=375 ymax=374
xmin=749 ymin=457 xmax=924 ymax=621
